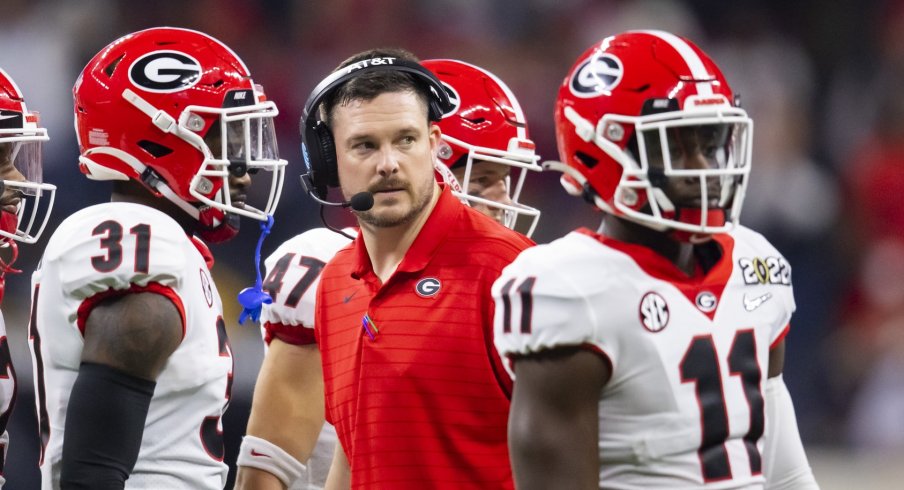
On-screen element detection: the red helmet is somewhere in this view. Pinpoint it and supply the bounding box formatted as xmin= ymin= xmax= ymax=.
xmin=553 ymin=30 xmax=752 ymax=237
xmin=73 ymin=27 xmax=286 ymax=233
xmin=422 ymin=59 xmax=542 ymax=237
xmin=0 ymin=67 xmax=56 ymax=244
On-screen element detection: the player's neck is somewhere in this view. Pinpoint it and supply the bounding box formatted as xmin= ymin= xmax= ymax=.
xmin=602 ymin=216 xmax=699 ymax=277
xmin=111 ymin=181 xmax=195 ymax=234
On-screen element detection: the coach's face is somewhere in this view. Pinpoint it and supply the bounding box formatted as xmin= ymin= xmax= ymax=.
xmin=332 ymin=90 xmax=440 ymax=228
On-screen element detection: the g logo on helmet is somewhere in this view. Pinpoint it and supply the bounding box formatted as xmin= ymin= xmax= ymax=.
xmin=129 ymin=50 xmax=202 ymax=93
xmin=439 ymin=81 xmax=460 ymax=117
xmin=570 ymin=53 xmax=623 ymax=98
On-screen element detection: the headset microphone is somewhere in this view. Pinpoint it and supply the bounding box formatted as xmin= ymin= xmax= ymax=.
xmin=299 ymin=175 xmax=375 ymax=211
xmin=302 ymin=174 xmax=375 ymax=239
xmin=346 ymin=192 xmax=374 ymax=211
xmin=322 ymin=192 xmax=373 ymax=240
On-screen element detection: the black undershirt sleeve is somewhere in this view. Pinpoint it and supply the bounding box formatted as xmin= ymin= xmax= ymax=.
xmin=60 ymin=362 xmax=156 ymax=490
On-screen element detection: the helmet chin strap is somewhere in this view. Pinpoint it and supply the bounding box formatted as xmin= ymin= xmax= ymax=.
xmin=0 ymin=212 xmax=21 ymax=304
xmin=0 ymin=209 xmax=17 ymax=241
xmin=668 ymin=207 xmax=726 ymax=243
xmin=197 ymin=209 xmax=240 ymax=244
xmin=434 ymin=161 xmax=463 ymax=193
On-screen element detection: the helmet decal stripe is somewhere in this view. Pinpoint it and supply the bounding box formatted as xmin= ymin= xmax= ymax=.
xmin=167 ymin=27 xmax=251 ymax=74
xmin=467 ymin=62 xmax=529 ymax=140
xmin=0 ymin=68 xmax=24 ymax=98
xmin=434 ymin=58 xmax=529 ymax=140
xmin=638 ymin=30 xmax=714 ymax=96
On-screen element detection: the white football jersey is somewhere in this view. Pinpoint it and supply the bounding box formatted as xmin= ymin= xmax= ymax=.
xmin=260 ymin=227 xmax=351 ymax=490
xmin=494 ymin=226 xmax=794 ymax=490
xmin=29 ymin=203 xmax=232 ymax=489
xmin=0 ymin=312 xmax=14 ymax=489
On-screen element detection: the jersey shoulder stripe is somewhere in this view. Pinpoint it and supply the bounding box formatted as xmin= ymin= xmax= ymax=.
xmin=493 ymin=232 xmax=618 ymax=358
xmin=260 ymin=228 xmax=353 ymax=340
xmin=40 ymin=203 xmax=194 ymax=303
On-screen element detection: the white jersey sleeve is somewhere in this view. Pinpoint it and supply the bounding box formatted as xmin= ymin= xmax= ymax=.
xmin=0 ymin=312 xmax=13 ymax=489
xmin=731 ymin=226 xmax=796 ymax=345
xmin=41 ymin=203 xmax=190 ymax=332
xmin=493 ymin=233 xmax=603 ymax=359
xmin=260 ymin=228 xmax=352 ymax=345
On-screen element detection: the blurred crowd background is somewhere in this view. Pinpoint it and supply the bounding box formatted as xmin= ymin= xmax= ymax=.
xmin=3 ymin=0 xmax=904 ymax=488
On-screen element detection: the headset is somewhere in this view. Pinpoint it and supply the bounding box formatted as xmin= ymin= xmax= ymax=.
xmin=300 ymin=56 xmax=452 ymax=202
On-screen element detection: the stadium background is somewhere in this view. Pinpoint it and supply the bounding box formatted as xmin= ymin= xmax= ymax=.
xmin=3 ymin=0 xmax=904 ymax=488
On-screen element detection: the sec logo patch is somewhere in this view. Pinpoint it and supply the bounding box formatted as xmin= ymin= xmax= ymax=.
xmin=639 ymin=291 xmax=669 ymax=332
xmin=200 ymin=268 xmax=213 ymax=307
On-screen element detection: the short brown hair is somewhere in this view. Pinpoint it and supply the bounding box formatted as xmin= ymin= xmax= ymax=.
xmin=321 ymin=47 xmax=432 ymax=126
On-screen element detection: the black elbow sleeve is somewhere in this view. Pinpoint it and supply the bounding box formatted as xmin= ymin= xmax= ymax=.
xmin=60 ymin=362 xmax=156 ymax=490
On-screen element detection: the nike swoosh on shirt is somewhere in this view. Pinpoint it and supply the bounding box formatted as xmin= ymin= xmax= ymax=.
xmin=344 ymin=288 xmax=360 ymax=303
xmin=743 ymin=292 xmax=773 ymax=312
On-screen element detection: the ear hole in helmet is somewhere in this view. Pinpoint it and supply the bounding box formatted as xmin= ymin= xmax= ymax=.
xmin=581 ymin=181 xmax=598 ymax=205
xmin=104 ymin=55 xmax=125 ymax=77
xmin=626 ymin=135 xmax=640 ymax=162
xmin=574 ymin=151 xmax=598 ymax=169
xmin=138 ymin=140 xmax=174 ymax=158
xmin=450 ymin=154 xmax=468 ymax=169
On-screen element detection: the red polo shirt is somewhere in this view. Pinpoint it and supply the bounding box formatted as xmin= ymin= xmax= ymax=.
xmin=315 ymin=185 xmax=533 ymax=489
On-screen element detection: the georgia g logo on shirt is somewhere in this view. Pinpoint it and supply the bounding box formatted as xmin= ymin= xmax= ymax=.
xmin=415 ymin=277 xmax=441 ymax=298
xmin=129 ymin=50 xmax=202 ymax=93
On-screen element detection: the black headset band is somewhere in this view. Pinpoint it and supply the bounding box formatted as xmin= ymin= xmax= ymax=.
xmin=301 ymin=57 xmax=450 ymax=127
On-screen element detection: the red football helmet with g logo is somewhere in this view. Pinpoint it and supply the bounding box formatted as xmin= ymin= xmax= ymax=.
xmin=422 ymin=59 xmax=542 ymax=237
xmin=73 ymin=27 xmax=286 ymax=240
xmin=0 ymin=67 xmax=56 ymax=244
xmin=553 ymin=30 xmax=753 ymax=238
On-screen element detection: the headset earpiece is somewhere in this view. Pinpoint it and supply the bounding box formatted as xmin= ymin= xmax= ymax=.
xmin=313 ymin=121 xmax=338 ymax=188
xmin=426 ymin=87 xmax=446 ymax=122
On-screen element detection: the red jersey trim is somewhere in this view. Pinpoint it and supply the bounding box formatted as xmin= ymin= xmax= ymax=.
xmin=580 ymin=343 xmax=614 ymax=373
xmin=578 ymin=228 xmax=735 ymax=321
xmin=76 ymin=282 xmax=186 ymax=339
xmin=190 ymin=235 xmax=215 ymax=269
xmin=263 ymin=321 xmax=316 ymax=346
xmin=506 ymin=343 xmax=614 ymax=392
xmin=771 ymin=322 xmax=790 ymax=349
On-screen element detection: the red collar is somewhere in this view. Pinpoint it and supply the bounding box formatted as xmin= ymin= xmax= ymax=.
xmin=578 ymin=228 xmax=734 ymax=283
xmin=578 ymin=228 xmax=735 ymax=321
xmin=351 ymin=184 xmax=461 ymax=279
xmin=190 ymin=235 xmax=215 ymax=269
